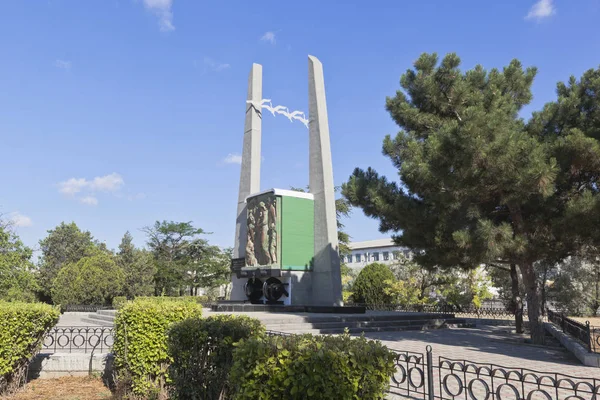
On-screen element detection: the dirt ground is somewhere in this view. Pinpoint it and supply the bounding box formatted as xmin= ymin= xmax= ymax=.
xmin=1 ymin=377 xmax=112 ymax=400
xmin=571 ymin=316 xmax=600 ymax=326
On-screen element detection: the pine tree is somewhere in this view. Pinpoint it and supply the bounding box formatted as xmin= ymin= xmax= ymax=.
xmin=343 ymin=53 xmax=600 ymax=343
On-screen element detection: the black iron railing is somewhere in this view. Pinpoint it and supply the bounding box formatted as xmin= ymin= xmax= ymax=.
xmin=546 ymin=308 xmax=598 ymax=353
xmin=264 ymin=331 xmax=598 ymax=400
xmin=345 ymin=303 xmax=521 ymax=319
xmin=62 ymin=305 xmax=112 ymax=312
xmin=43 ymin=326 xmax=114 ymax=353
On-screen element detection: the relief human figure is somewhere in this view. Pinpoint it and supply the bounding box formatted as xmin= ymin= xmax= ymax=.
xmin=268 ymin=198 xmax=278 ymax=264
xmin=245 ymin=208 xmax=257 ymax=266
xmin=257 ymin=201 xmax=271 ymax=265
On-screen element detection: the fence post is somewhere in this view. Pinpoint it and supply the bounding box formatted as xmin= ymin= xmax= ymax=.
xmin=586 ymin=321 xmax=592 ymax=353
xmin=561 ymin=313 xmax=566 ymax=333
xmin=426 ymin=345 xmax=434 ymax=400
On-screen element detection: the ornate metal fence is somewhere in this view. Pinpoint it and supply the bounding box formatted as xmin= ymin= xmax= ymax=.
xmin=43 ymin=327 xmax=114 ymax=353
xmin=62 ymin=305 xmax=111 ymax=312
xmin=346 ymin=303 xmax=519 ymax=320
xmin=546 ymin=309 xmax=597 ymax=353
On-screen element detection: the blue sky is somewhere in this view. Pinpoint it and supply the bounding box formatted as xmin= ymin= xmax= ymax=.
xmin=1 ymin=0 xmax=599 ymax=254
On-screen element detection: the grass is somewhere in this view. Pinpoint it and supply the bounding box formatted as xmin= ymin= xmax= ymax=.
xmin=1 ymin=377 xmax=112 ymax=400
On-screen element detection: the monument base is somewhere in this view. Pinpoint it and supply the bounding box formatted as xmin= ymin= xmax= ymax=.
xmin=212 ymin=301 xmax=365 ymax=314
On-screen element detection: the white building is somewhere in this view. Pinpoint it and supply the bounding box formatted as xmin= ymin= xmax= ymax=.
xmin=344 ymin=239 xmax=408 ymax=270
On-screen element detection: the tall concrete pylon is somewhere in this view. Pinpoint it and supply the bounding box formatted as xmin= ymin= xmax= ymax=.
xmin=231 ymin=63 xmax=262 ymax=300
xmin=308 ymin=55 xmax=343 ymax=306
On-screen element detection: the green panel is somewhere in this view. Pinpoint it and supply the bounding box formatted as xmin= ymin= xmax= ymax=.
xmin=280 ymin=196 xmax=314 ymax=271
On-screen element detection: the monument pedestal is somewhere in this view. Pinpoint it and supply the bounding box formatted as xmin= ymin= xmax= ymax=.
xmin=212 ymin=302 xmax=365 ymax=314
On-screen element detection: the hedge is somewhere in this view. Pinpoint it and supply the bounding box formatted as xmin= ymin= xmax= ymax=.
xmin=352 ymin=262 xmax=395 ymax=305
xmin=113 ymin=297 xmax=203 ymax=399
xmin=112 ymin=296 xmax=128 ymax=310
xmin=0 ymin=302 xmax=60 ymax=394
xmin=168 ymin=315 xmax=265 ymax=400
xmin=230 ymin=333 xmax=396 ymax=400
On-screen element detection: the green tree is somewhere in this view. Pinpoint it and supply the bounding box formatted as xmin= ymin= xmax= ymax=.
xmin=51 ymin=251 xmax=125 ymax=305
xmin=38 ymin=222 xmax=99 ymax=301
xmin=388 ymin=253 xmax=453 ymax=303
xmin=117 ymin=231 xmax=156 ymax=299
xmin=549 ymin=248 xmax=600 ymax=316
xmin=437 ymin=267 xmax=493 ymax=308
xmin=188 ymin=246 xmax=231 ymax=297
xmin=0 ymin=224 xmax=38 ymax=302
xmin=342 ymin=53 xmax=600 ymax=343
xmin=351 ymin=262 xmax=395 ymax=305
xmin=143 ymin=221 xmax=209 ymax=296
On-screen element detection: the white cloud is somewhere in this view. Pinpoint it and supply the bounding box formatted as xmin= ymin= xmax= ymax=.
xmin=59 ymin=173 xmax=124 ymax=196
xmin=90 ymin=173 xmax=124 ymax=192
xmin=143 ymin=0 xmax=175 ymax=31
xmin=80 ymin=196 xmax=99 ymax=206
xmin=8 ymin=212 xmax=33 ymax=227
xmin=203 ymin=57 xmax=231 ymax=72
xmin=54 ymin=59 xmax=72 ymax=71
xmin=223 ymin=153 xmax=242 ymax=164
xmin=260 ymin=31 xmax=276 ymax=45
xmin=59 ymin=178 xmax=88 ymax=195
xmin=525 ymin=0 xmax=555 ymax=20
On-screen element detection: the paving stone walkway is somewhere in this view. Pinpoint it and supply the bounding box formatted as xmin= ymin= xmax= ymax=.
xmin=365 ymin=326 xmax=598 ymax=377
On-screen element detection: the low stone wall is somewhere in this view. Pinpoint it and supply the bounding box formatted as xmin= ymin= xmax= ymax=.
xmin=544 ymin=323 xmax=600 ymax=367
xmin=464 ymin=317 xmax=530 ymax=328
xmin=29 ymin=352 xmax=114 ymax=380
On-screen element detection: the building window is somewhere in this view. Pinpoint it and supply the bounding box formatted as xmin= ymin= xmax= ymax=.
xmin=373 ymin=252 xmax=379 ymax=261
xmin=346 ymin=254 xmax=352 ymax=263
xmin=355 ymin=253 xmax=361 ymax=262
xmin=383 ymin=251 xmax=389 ymax=261
xmin=393 ymin=251 xmax=399 ymax=260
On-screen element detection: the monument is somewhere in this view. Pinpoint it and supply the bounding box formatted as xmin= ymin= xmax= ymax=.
xmin=228 ymin=56 xmax=343 ymax=308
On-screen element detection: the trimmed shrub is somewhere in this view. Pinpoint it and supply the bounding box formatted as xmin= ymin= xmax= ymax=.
xmin=168 ymin=315 xmax=265 ymax=400
xmin=352 ymin=262 xmax=395 ymax=304
xmin=112 ymin=296 xmax=127 ymax=310
xmin=113 ymin=297 xmax=203 ymax=399
xmin=230 ymin=333 xmax=396 ymax=400
xmin=0 ymin=302 xmax=60 ymax=394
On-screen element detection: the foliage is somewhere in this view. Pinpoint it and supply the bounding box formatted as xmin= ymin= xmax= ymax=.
xmin=351 ymin=263 xmax=395 ymax=304
xmin=188 ymin=246 xmax=231 ymax=297
xmin=0 ymin=302 xmax=60 ymax=394
xmin=388 ymin=253 xmax=453 ymax=303
xmin=113 ymin=297 xmax=203 ymax=398
xmin=143 ymin=221 xmax=210 ymax=296
xmin=0 ymin=225 xmax=38 ymax=302
xmin=437 ymin=267 xmax=494 ymax=308
xmin=342 ymin=290 xmax=353 ymax=303
xmin=51 ymin=251 xmax=124 ymax=306
xmin=343 ymin=53 xmax=600 ymax=343
xmin=168 ymin=315 xmax=265 ymax=400
xmin=38 ymin=222 xmax=101 ymax=300
xmin=112 ymin=296 xmax=128 ymax=310
xmin=230 ymin=333 xmax=396 ymax=400
xmin=549 ymin=250 xmax=600 ymax=316
xmin=117 ymin=232 xmax=156 ymax=299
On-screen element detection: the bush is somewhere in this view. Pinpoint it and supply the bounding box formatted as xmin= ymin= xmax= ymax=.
xmin=352 ymin=263 xmax=395 ymax=304
xmin=168 ymin=315 xmax=264 ymax=400
xmin=112 ymin=296 xmax=127 ymax=310
xmin=230 ymin=333 xmax=396 ymax=400
xmin=51 ymin=252 xmax=124 ymax=306
xmin=0 ymin=302 xmax=60 ymax=394
xmin=113 ymin=297 xmax=203 ymax=399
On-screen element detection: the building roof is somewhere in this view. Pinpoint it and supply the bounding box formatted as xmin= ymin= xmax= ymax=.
xmin=246 ymin=188 xmax=314 ymax=202
xmin=348 ymin=238 xmax=397 ymax=250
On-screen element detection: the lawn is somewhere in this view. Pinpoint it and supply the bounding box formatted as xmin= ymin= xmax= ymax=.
xmin=1 ymin=377 xmax=112 ymax=400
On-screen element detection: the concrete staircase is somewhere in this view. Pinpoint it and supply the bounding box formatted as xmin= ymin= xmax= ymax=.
xmin=79 ymin=309 xmax=472 ymax=335
xmin=204 ymin=310 xmax=472 ymax=335
xmin=81 ymin=310 xmax=117 ymax=326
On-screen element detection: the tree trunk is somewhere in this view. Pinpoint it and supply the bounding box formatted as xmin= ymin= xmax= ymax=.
xmin=510 ymin=264 xmax=524 ymax=334
xmin=520 ymin=262 xmax=545 ymax=344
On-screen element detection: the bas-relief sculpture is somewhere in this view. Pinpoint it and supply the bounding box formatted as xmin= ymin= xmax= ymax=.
xmin=245 ymin=194 xmax=279 ymax=267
